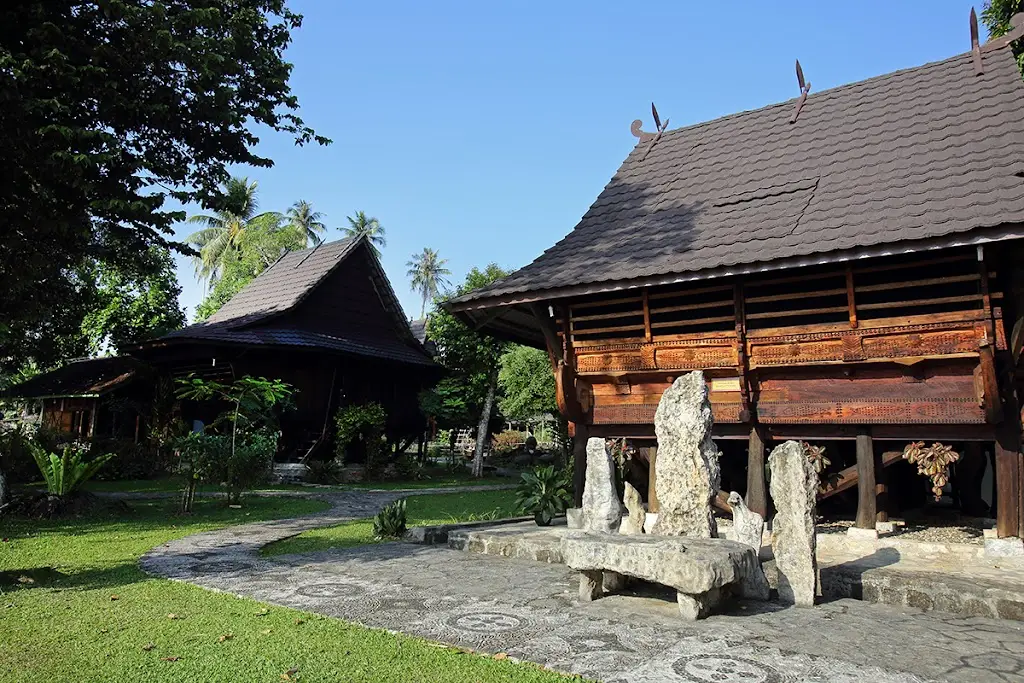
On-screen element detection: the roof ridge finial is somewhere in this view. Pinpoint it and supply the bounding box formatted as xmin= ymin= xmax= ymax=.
xmin=971 ymin=8 xmax=984 ymax=75
xmin=630 ymin=102 xmax=669 ymax=161
xmin=789 ymin=59 xmax=811 ymax=124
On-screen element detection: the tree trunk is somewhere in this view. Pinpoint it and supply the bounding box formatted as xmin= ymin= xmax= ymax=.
xmin=0 ymin=465 xmax=8 ymax=509
xmin=472 ymin=383 xmax=496 ymax=478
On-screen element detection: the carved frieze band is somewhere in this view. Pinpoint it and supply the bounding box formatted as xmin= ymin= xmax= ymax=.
xmin=593 ymin=401 xmax=743 ymax=425
xmin=756 ymin=399 xmax=985 ymax=424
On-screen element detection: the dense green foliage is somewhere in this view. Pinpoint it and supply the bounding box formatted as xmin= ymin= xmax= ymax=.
xmin=498 ymin=345 xmax=557 ymax=421
xmin=0 ymin=1 xmax=326 ymax=374
xmin=407 ymin=248 xmax=452 ymax=318
xmin=174 ymin=376 xmax=293 ymax=507
xmin=31 ymin=444 xmax=114 ymax=497
xmin=372 ymin=498 xmax=408 ymax=539
xmin=333 ymin=402 xmax=387 ymax=471
xmin=515 ymin=465 xmax=571 ymax=526
xmin=82 ymin=247 xmax=186 ymax=353
xmin=983 ymin=0 xmax=1024 ymax=75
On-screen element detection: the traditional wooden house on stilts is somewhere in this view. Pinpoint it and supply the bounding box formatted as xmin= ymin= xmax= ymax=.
xmin=449 ymin=15 xmax=1024 ymax=539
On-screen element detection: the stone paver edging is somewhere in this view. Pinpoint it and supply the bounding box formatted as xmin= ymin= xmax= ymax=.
xmin=140 ymin=490 xmax=1024 ymax=683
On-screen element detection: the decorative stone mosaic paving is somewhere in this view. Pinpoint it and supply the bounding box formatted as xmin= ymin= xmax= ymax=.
xmin=139 ymin=490 xmax=1024 ymax=683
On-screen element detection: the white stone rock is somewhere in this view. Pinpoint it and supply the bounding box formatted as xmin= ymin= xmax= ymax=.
xmin=728 ymin=491 xmax=764 ymax=550
xmin=847 ymin=526 xmax=880 ymax=540
xmin=768 ymin=440 xmax=818 ymax=607
xmin=650 ymin=371 xmax=721 ymax=538
xmin=581 ymin=437 xmax=622 ymax=533
xmin=643 ymin=513 xmax=659 ymax=534
xmin=566 ymin=508 xmax=584 ymax=530
xmin=726 ymin=491 xmax=769 ymax=601
xmin=618 ymin=482 xmax=646 ymax=535
xmin=984 ymin=537 xmax=1024 ymax=557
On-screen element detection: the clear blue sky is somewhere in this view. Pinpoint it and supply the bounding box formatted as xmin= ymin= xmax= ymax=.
xmin=171 ymin=0 xmax=988 ymax=321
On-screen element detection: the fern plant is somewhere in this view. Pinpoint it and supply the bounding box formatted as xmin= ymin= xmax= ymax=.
xmin=373 ymin=498 xmax=408 ymax=539
xmin=515 ymin=465 xmax=571 ymax=526
xmin=32 ymin=444 xmax=113 ymax=497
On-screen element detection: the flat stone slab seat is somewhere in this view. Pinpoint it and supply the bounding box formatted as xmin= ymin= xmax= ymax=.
xmin=560 ymin=532 xmax=768 ymax=620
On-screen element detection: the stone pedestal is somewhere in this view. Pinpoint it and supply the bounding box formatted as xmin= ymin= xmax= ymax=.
xmin=650 ymin=371 xmax=721 ymax=538
xmin=677 ymin=587 xmax=722 ymax=621
xmin=579 ymin=570 xmax=603 ymax=601
xmin=768 ymin=440 xmax=818 ymax=607
xmin=566 ymin=508 xmax=584 ymax=530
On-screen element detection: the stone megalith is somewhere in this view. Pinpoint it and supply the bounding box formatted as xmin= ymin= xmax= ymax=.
xmin=581 ymin=437 xmax=622 ymax=533
xmin=618 ymin=481 xmax=646 ymax=535
xmin=768 ymin=440 xmax=818 ymax=607
xmin=650 ymin=371 xmax=721 ymax=538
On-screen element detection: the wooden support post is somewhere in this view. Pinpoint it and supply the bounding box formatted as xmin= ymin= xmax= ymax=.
xmin=855 ymin=429 xmax=877 ymax=529
xmin=647 ymin=446 xmax=659 ymax=513
xmin=572 ymin=422 xmax=589 ymax=508
xmin=745 ymin=426 xmax=767 ymax=518
xmin=845 ymin=266 xmax=858 ymax=329
xmin=874 ymin=443 xmax=888 ymax=523
xmin=995 ymin=421 xmax=1022 ymax=538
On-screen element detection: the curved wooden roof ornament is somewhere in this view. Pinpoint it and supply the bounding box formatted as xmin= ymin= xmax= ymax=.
xmin=789 ymin=59 xmax=811 ymax=124
xmin=631 ymin=102 xmax=670 ymax=161
xmin=982 ymin=11 xmax=1024 ymax=52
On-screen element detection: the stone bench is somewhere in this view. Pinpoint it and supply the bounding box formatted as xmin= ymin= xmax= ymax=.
xmin=561 ymin=532 xmax=769 ymax=620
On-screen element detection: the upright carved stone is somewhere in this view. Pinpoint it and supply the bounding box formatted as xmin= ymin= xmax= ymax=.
xmin=728 ymin=491 xmax=764 ymax=550
xmin=727 ymin=491 xmax=770 ymax=600
xmin=650 ymin=372 xmax=721 ymax=538
xmin=618 ymin=481 xmax=646 ymax=535
xmin=768 ymin=440 xmax=818 ymax=607
xmin=581 ymin=437 xmax=622 ymax=533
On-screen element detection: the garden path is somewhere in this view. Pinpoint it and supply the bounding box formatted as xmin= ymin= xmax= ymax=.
xmin=139 ymin=490 xmax=1024 ymax=683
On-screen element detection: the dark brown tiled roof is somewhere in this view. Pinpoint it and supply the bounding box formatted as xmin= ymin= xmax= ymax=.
xmin=2 ymin=356 xmax=148 ymax=398
xmin=452 ymin=48 xmax=1024 ymax=309
xmin=158 ymin=237 xmax=434 ymax=366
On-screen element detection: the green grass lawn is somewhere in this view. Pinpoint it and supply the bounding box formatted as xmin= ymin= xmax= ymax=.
xmin=79 ymin=472 xmax=512 ymax=494
xmin=0 ymin=494 xmax=570 ymax=683
xmin=263 ymin=489 xmax=523 ymax=557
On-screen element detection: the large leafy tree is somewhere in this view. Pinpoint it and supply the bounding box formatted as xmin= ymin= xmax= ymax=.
xmin=407 ymin=248 xmax=452 ymax=319
xmin=497 ymin=345 xmax=557 ymax=422
xmin=342 ymin=211 xmax=386 ymax=258
xmin=0 ymin=1 xmax=328 ymax=374
xmin=82 ymin=247 xmax=186 ymax=353
xmin=422 ymin=264 xmax=509 ymax=476
xmin=983 ymin=0 xmax=1024 ymax=75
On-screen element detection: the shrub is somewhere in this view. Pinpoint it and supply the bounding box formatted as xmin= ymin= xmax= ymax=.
xmin=373 ymin=498 xmax=407 ymax=538
xmin=0 ymin=422 xmax=42 ymax=485
xmin=491 ymin=430 xmax=527 ymax=456
xmin=392 ymin=454 xmax=424 ymax=481
xmin=305 ymin=457 xmax=343 ymax=484
xmin=334 ymin=402 xmax=387 ymax=473
xmin=515 ymin=465 xmax=571 ymax=526
xmin=171 ymin=429 xmax=275 ymax=507
xmin=88 ymin=438 xmax=172 ymax=481
xmin=32 ymin=443 xmax=114 ymax=497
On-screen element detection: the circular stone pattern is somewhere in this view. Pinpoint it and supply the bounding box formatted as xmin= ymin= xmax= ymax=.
xmin=448 ymin=612 xmax=525 ymax=634
xmin=672 ymin=655 xmax=780 ymax=683
xmin=295 ymin=583 xmax=358 ymax=599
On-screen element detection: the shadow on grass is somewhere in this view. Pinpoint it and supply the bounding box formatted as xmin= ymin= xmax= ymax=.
xmin=0 ymin=561 xmax=147 ymax=593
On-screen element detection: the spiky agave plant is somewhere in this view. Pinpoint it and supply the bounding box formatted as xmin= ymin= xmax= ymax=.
xmin=373 ymin=498 xmax=408 ymax=539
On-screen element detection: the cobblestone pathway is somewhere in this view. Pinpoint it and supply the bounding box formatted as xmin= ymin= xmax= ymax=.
xmin=140 ymin=491 xmax=1024 ymax=683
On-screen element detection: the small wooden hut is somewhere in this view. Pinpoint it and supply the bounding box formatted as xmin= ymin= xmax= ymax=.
xmin=448 ymin=32 xmax=1024 ymax=538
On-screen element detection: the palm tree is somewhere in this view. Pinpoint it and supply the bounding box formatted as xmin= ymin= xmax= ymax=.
xmin=185 ymin=177 xmax=273 ymax=285
xmin=285 ymin=200 xmax=327 ymax=247
xmin=342 ymin=211 xmax=386 ymax=258
xmin=406 ymin=247 xmax=452 ymax=318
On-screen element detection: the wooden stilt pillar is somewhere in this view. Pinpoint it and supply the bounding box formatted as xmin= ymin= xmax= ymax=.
xmin=572 ymin=422 xmax=589 ymax=508
xmin=855 ymin=429 xmax=877 ymax=529
xmin=647 ymin=446 xmax=659 ymax=513
xmin=995 ymin=422 xmax=1022 ymax=538
xmin=745 ymin=426 xmax=767 ymax=518
xmin=874 ymin=440 xmax=888 ymax=523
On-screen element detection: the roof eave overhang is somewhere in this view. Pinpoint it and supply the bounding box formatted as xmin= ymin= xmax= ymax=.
xmin=448 ymin=223 xmax=1024 ymax=314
